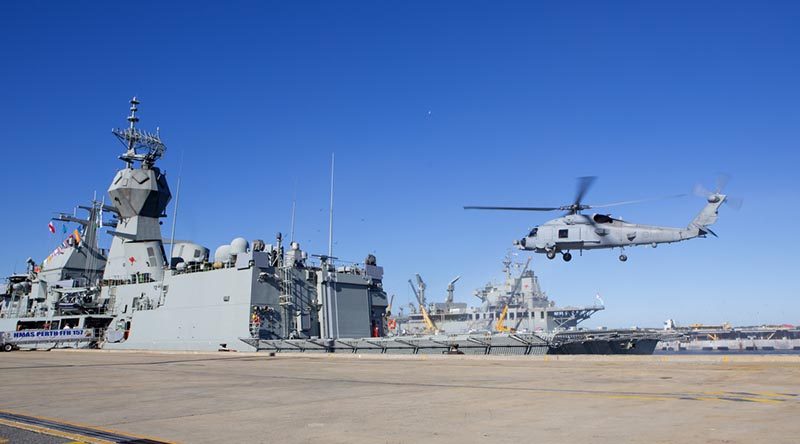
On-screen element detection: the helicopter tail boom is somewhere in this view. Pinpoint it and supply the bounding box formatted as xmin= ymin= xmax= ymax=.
xmin=688 ymin=194 xmax=726 ymax=232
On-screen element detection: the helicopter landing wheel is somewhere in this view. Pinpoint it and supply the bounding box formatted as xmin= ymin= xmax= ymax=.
xmin=546 ymin=251 xmax=556 ymax=260
xmin=619 ymin=254 xmax=628 ymax=262
xmin=562 ymin=252 xmax=572 ymax=262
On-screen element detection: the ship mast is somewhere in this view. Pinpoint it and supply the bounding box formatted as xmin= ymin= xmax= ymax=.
xmin=103 ymin=98 xmax=172 ymax=284
xmin=112 ymin=97 xmax=166 ymax=169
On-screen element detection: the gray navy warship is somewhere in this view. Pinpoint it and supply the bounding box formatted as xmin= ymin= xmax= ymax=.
xmin=657 ymin=320 xmax=800 ymax=353
xmin=0 ymin=98 xmax=389 ymax=351
xmin=386 ymin=257 xmax=662 ymax=355
xmin=1 ymin=98 xmax=664 ymax=355
xmin=396 ymin=256 xmax=604 ymax=335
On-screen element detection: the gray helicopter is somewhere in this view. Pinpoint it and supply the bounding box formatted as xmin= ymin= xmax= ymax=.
xmin=465 ymin=177 xmax=730 ymax=262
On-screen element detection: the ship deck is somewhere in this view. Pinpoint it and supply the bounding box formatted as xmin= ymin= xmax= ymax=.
xmin=0 ymin=350 xmax=798 ymax=443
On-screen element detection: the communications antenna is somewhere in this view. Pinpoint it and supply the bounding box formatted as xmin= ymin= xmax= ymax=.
xmin=112 ymin=97 xmax=166 ymax=168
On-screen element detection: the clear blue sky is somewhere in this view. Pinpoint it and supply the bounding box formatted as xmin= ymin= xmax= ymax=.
xmin=1 ymin=1 xmax=798 ymax=327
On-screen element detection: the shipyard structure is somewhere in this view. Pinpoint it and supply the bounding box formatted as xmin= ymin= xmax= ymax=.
xmin=1 ymin=99 xmax=665 ymax=355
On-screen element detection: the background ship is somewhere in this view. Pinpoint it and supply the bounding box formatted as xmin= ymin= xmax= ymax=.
xmin=387 ymin=256 xmax=662 ymax=355
xmin=396 ymin=256 xmax=604 ymax=335
xmin=657 ymin=320 xmax=800 ymax=353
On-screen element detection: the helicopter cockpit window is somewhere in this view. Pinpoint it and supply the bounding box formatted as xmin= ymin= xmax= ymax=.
xmin=528 ymin=227 xmax=538 ymax=237
xmin=593 ymin=214 xmax=613 ymax=224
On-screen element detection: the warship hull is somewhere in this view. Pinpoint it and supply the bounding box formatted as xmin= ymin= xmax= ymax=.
xmin=549 ymin=337 xmax=659 ymax=355
xmin=548 ymin=329 xmax=661 ymax=355
xmin=656 ymin=326 xmax=800 ymax=354
xmin=658 ymin=339 xmax=800 ymax=353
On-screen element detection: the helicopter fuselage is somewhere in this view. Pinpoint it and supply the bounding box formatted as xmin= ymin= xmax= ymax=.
xmin=519 ymin=215 xmax=698 ymax=252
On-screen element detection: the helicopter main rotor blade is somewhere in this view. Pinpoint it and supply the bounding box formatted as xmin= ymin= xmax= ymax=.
xmin=695 ymin=174 xmax=732 ymax=196
xmin=693 ymin=183 xmax=714 ymax=197
xmin=725 ymin=196 xmax=744 ymax=210
xmin=573 ymin=176 xmax=597 ymax=208
xmin=463 ymin=206 xmax=560 ymax=211
xmin=590 ymin=194 xmax=687 ymax=209
xmin=715 ymin=173 xmax=731 ymax=194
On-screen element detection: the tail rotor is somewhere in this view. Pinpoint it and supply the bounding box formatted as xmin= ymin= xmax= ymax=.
xmin=694 ymin=174 xmax=742 ymax=210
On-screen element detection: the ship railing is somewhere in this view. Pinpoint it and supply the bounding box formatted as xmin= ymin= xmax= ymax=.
xmin=173 ymin=261 xmax=240 ymax=276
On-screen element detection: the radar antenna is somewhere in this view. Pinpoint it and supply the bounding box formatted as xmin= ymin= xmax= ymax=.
xmin=112 ymin=97 xmax=166 ymax=168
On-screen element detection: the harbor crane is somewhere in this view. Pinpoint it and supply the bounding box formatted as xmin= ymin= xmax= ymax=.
xmin=445 ymin=276 xmax=460 ymax=305
xmin=495 ymin=257 xmax=531 ymax=333
xmin=409 ymin=274 xmax=438 ymax=334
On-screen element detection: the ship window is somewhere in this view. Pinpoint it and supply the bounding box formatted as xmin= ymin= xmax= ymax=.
xmin=558 ymin=229 xmax=568 ymax=239
xmin=540 ymin=311 xmax=544 ymax=319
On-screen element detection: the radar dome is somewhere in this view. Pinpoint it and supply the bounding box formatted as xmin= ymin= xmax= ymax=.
xmin=230 ymin=237 xmax=249 ymax=255
xmin=214 ymin=245 xmax=232 ymax=263
xmin=171 ymin=241 xmax=209 ymax=265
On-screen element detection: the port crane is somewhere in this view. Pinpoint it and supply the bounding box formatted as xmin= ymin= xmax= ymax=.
xmin=494 ymin=257 xmax=531 ymax=333
xmin=409 ymin=274 xmax=438 ymax=334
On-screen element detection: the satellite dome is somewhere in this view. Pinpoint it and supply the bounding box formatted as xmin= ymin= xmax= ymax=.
xmin=230 ymin=237 xmax=249 ymax=255
xmin=214 ymin=245 xmax=232 ymax=263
